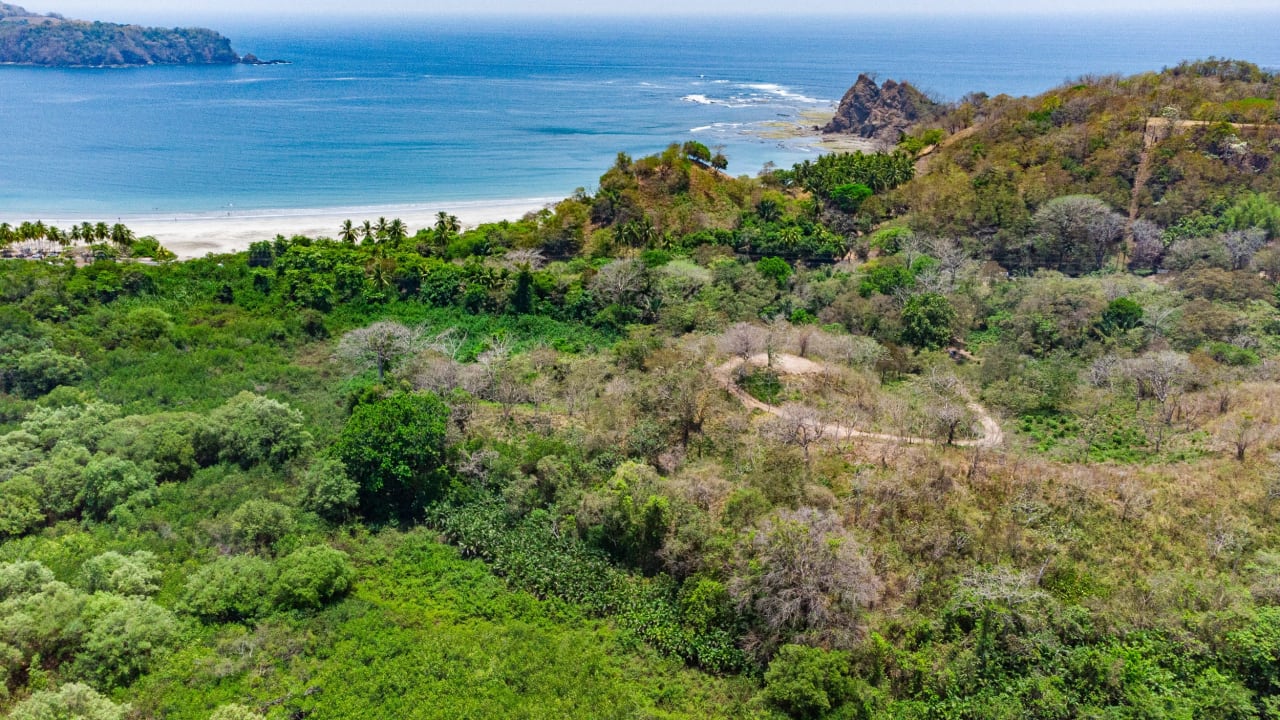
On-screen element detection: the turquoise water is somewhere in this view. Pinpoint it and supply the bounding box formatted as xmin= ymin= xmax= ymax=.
xmin=1 ymin=14 xmax=1277 ymax=216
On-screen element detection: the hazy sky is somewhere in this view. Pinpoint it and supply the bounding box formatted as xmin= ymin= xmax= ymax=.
xmin=19 ymin=0 xmax=1280 ymax=21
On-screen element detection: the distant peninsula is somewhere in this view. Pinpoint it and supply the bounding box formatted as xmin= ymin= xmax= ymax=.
xmin=0 ymin=3 xmax=284 ymax=67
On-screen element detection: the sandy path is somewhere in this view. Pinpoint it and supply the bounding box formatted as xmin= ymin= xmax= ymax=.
xmin=714 ymin=353 xmax=1003 ymax=449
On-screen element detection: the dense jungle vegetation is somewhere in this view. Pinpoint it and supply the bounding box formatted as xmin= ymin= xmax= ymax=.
xmin=3 ymin=59 xmax=1280 ymax=719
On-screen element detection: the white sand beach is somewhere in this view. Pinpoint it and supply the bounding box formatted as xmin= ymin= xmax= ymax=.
xmin=25 ymin=197 xmax=560 ymax=259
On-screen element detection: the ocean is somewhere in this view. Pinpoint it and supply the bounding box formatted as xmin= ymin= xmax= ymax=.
xmin=1 ymin=13 xmax=1278 ymax=218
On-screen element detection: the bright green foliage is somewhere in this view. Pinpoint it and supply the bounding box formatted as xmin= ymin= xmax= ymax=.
xmin=857 ymin=259 xmax=915 ymax=297
xmin=756 ymin=257 xmax=793 ymax=288
xmin=8 ymin=683 xmax=129 ymax=720
xmin=75 ymin=594 xmax=179 ymax=688
xmin=9 ymin=349 xmax=87 ymax=398
xmin=1206 ymin=341 xmax=1260 ymax=366
xmin=79 ymin=456 xmax=154 ymax=520
xmin=682 ymin=140 xmax=712 ymax=164
xmin=777 ymin=151 xmax=915 ymax=196
xmin=198 ymin=392 xmax=312 ymax=469
xmin=178 ymin=555 xmax=276 ymax=622
xmin=1225 ymin=606 xmax=1280 ymax=698
xmin=0 ymin=561 xmax=56 ymax=600
xmin=299 ymin=455 xmax=359 ymax=522
xmin=78 ymin=551 xmax=160 ymax=597
xmin=761 ymin=645 xmax=856 ymax=719
xmin=900 ymin=292 xmax=956 ymax=349
xmin=98 ymin=413 xmax=199 ymax=483
xmin=431 ymin=501 xmax=746 ymax=672
xmin=20 ymin=401 xmax=121 ymax=454
xmin=335 ymin=392 xmax=450 ymax=521
xmin=1099 ymin=297 xmax=1144 ymax=334
xmin=0 ymin=477 xmax=44 ymax=538
xmin=271 ymin=545 xmax=355 ymax=610
xmin=229 ymin=499 xmax=295 ymax=553
xmin=22 ymin=443 xmax=91 ymax=518
xmin=740 ymin=368 xmax=783 ymax=404
xmin=828 ymin=182 xmax=873 ymax=213
xmin=580 ymin=461 xmax=672 ymax=572
xmin=1222 ymin=191 xmax=1280 ymax=238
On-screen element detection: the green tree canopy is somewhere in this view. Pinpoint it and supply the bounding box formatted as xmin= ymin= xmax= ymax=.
xmin=900 ymin=292 xmax=957 ymax=349
xmin=271 ymin=545 xmax=355 ymax=610
xmin=334 ymin=391 xmax=451 ymax=521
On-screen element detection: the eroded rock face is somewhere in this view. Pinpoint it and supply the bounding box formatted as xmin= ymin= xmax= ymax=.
xmin=822 ymin=74 xmax=943 ymax=143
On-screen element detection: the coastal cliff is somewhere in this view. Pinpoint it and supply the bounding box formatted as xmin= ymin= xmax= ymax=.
xmin=0 ymin=3 xmax=258 ymax=67
xmin=822 ymin=73 xmax=944 ymax=143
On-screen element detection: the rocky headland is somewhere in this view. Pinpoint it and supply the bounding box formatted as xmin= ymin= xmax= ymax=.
xmin=0 ymin=3 xmax=283 ymax=67
xmin=821 ymin=73 xmax=945 ymax=143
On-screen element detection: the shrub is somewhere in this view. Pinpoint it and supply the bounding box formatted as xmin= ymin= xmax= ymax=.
xmin=79 ymin=456 xmax=154 ymax=520
xmin=272 ymin=545 xmax=355 ymax=610
xmin=1205 ymin=342 xmax=1260 ymax=367
xmin=229 ymin=499 xmax=295 ymax=553
xmin=829 ymin=182 xmax=873 ymax=213
xmin=900 ymin=292 xmax=956 ymax=349
xmin=0 ymin=477 xmax=44 ymax=538
xmin=731 ymin=508 xmax=881 ymax=654
xmin=1098 ymin=297 xmax=1143 ymax=334
xmin=762 ymin=644 xmax=856 ymax=719
xmin=179 ymin=555 xmax=277 ymax=621
xmin=0 ymin=561 xmax=56 ymax=600
xmin=22 ymin=443 xmax=91 ymax=518
xmin=757 ymin=256 xmax=793 ymax=287
xmin=75 ymin=594 xmax=179 ymax=688
xmin=198 ymin=392 xmax=312 ymax=468
xmin=20 ymin=401 xmax=121 ymax=453
xmin=78 ymin=551 xmax=161 ymax=597
xmin=99 ymin=413 xmax=199 ymax=483
xmin=8 ymin=683 xmax=129 ymax=720
xmin=9 ymin=349 xmax=87 ymax=398
xmin=299 ymin=455 xmax=360 ymax=523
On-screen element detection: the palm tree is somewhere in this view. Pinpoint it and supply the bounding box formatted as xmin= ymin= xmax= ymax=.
xmin=374 ymin=216 xmax=390 ymax=242
xmin=30 ymin=220 xmax=48 ymax=253
xmin=339 ymin=219 xmax=357 ymax=244
xmin=366 ymin=256 xmax=395 ymax=294
xmin=81 ymin=222 xmax=95 ymax=244
xmin=360 ymin=220 xmax=375 ymax=245
xmin=387 ymin=218 xmax=407 ymax=244
xmin=94 ymin=222 xmax=110 ymax=245
xmin=0 ymin=223 xmax=13 ymax=251
xmin=47 ymin=226 xmax=66 ymax=253
xmin=432 ymin=211 xmax=460 ymax=250
xmin=434 ymin=211 xmax=460 ymax=236
xmin=110 ymin=223 xmax=134 ymax=253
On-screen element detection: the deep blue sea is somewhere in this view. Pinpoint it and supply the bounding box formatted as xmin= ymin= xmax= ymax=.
xmin=1 ymin=13 xmax=1278 ymax=217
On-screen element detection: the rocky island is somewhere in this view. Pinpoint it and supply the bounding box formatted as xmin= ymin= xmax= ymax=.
xmin=0 ymin=3 xmax=283 ymax=67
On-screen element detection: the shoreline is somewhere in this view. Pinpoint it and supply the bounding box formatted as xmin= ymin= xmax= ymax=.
xmin=11 ymin=197 xmax=561 ymax=259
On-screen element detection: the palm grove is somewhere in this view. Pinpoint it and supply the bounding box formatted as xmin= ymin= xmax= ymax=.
xmin=3 ymin=59 xmax=1280 ymax=719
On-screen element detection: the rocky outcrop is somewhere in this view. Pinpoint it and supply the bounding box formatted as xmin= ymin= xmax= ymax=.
xmin=822 ymin=74 xmax=944 ymax=143
xmin=0 ymin=3 xmax=257 ymax=67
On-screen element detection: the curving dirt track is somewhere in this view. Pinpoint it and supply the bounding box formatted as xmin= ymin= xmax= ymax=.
xmin=714 ymin=353 xmax=1004 ymax=448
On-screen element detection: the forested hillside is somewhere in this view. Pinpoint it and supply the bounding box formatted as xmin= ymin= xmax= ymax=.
xmin=0 ymin=3 xmax=240 ymax=66
xmin=2 ymin=61 xmax=1280 ymax=719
